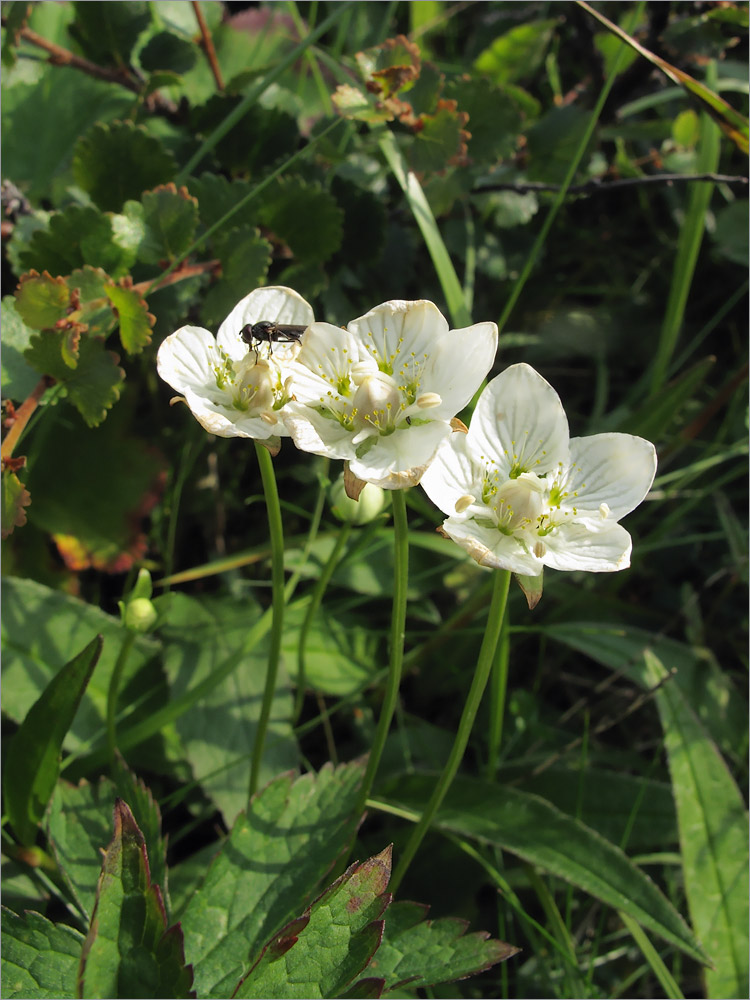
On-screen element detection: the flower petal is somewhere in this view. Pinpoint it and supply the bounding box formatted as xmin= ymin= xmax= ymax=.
xmin=424 ymin=321 xmax=498 ymax=416
xmin=348 ymin=420 xmax=452 ymax=489
xmin=217 ymin=286 xmax=315 ymax=358
xmin=563 ymin=433 xmax=657 ymax=520
xmin=181 ymin=387 xmax=287 ymax=440
xmin=469 ymin=364 xmax=569 ymax=478
xmin=289 ymin=322 xmax=367 ymax=403
xmin=441 ymin=517 xmax=544 ymax=575
xmin=283 ymin=402 xmax=355 ymax=459
xmin=420 ymin=431 xmax=485 ymax=516
xmin=542 ymin=520 xmax=633 ymax=572
xmin=348 ymin=299 xmax=449 ymax=370
xmin=156 ymin=325 xmax=218 ymax=396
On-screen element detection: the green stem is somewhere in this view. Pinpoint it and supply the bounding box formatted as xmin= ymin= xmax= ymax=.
xmin=106 ymin=631 xmax=136 ymax=765
xmin=248 ymin=441 xmax=286 ymax=798
xmin=293 ymin=521 xmax=352 ymax=723
xmin=355 ymin=489 xmax=409 ymax=815
xmin=486 ymin=605 xmax=510 ymax=779
xmin=390 ymin=569 xmax=511 ymax=894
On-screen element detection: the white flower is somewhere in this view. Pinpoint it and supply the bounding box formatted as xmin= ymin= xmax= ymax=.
xmin=282 ymin=299 xmax=498 ymax=489
xmin=420 ymin=363 xmax=658 ymax=575
xmin=156 ymin=286 xmax=314 ymax=442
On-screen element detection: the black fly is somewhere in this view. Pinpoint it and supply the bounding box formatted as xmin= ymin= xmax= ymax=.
xmin=240 ymin=321 xmax=307 ymax=356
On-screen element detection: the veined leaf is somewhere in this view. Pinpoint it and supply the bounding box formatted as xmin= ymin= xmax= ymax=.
xmin=1 ymin=907 xmax=84 ymax=1000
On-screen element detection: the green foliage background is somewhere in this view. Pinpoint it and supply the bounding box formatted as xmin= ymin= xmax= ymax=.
xmin=1 ymin=2 xmax=747 ymax=999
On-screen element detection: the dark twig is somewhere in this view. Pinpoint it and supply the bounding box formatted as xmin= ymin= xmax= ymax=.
xmin=5 ymin=21 xmax=180 ymax=120
xmin=473 ymin=173 xmax=749 ymax=198
xmin=192 ymin=1 xmax=224 ymax=91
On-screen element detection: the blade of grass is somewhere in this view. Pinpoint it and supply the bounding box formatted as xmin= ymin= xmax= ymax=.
xmin=619 ymin=911 xmax=685 ymax=1000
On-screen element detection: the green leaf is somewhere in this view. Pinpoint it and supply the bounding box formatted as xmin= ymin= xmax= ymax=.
xmin=186 ymin=173 xmax=259 ymax=230
xmin=474 ymin=18 xmax=558 ymax=85
xmin=24 ymin=332 xmax=124 ymax=427
xmin=1 ymin=907 xmax=84 ymax=1000
xmin=331 ymin=177 xmax=386 ymax=266
xmin=157 ymin=592 xmax=296 ymax=824
xmin=138 ymin=30 xmax=198 ymax=74
xmin=444 ymin=76 xmax=523 ymax=161
xmin=64 ymin=268 xmax=119 ymax=340
xmin=73 ymin=121 xmax=177 ymax=213
xmin=235 ymin=846 xmax=392 ymax=999
xmin=2 ymin=467 xmax=31 ymax=540
xmin=1 ymin=2 xmax=30 ymax=68
xmin=68 ymin=1 xmax=151 ymax=68
xmin=1 ymin=66 xmax=133 ymax=205
xmin=78 ymin=801 xmax=194 ymax=1000
xmin=374 ymin=900 xmax=519 ymax=992
xmin=189 ymin=96 xmax=299 ymax=174
xmin=105 ymin=281 xmax=155 ymax=355
xmin=19 ymin=204 xmax=139 ymax=280
xmin=1 ymin=577 xmax=160 ymax=753
xmin=135 ymin=184 xmax=199 ymax=265
xmin=712 ymin=201 xmax=749 ymax=267
xmin=1 ymin=294 xmax=42 ymax=398
xmin=14 ymin=271 xmax=70 ymax=330
xmin=258 ymin=178 xmax=344 ymax=263
xmin=3 ymin=635 xmax=102 ymax=845
xmin=408 ymin=103 xmax=469 ymax=174
xmin=179 ymin=760 xmax=366 ymax=998
xmin=46 ymin=766 xmax=169 ymax=924
xmin=644 ymin=650 xmax=749 ymax=999
xmin=200 ymin=226 xmax=272 ymax=331
xmin=24 ymin=402 xmax=164 ymax=568
xmin=379 ymin=775 xmax=708 ymax=965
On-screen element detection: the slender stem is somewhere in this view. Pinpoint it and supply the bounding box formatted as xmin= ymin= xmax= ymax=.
xmin=1 ymin=377 xmax=53 ymax=461
xmin=390 ymin=569 xmax=511 ymax=894
xmin=355 ymin=489 xmax=409 ymax=815
xmin=106 ymin=632 xmax=136 ymax=765
xmin=486 ymin=604 xmax=510 ymax=780
xmin=192 ymin=1 xmax=224 ymax=91
xmin=248 ymin=441 xmax=286 ymax=797
xmin=293 ymin=521 xmax=352 ymax=723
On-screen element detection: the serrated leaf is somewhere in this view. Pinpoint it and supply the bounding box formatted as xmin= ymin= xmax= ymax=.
xmin=69 ymin=0 xmax=151 ymax=68
xmin=409 ymin=101 xmax=469 ymax=173
xmin=332 ymin=84 xmax=389 ymax=124
xmin=235 ymin=846 xmax=392 ymax=1000
xmin=200 ymin=226 xmax=271 ymax=330
xmin=3 ymin=635 xmax=102 ymax=845
xmin=258 ymin=178 xmax=343 ymax=263
xmin=24 ymin=332 xmax=124 ymax=426
xmin=105 ymin=281 xmax=156 ymax=354
xmin=73 ymin=121 xmax=177 ymax=213
xmin=14 ymin=271 xmax=70 ymax=330
xmin=138 ymin=30 xmax=198 ymax=74
xmin=1 ymin=907 xmax=84 ymax=1000
xmin=186 ymin=173 xmax=259 ymax=230
xmin=2 ymin=296 xmax=47 ymax=399
xmin=644 ymin=650 xmax=749 ymax=999
xmin=136 ymin=184 xmax=199 ymax=265
xmin=190 ymin=97 xmax=299 ymax=174
xmin=46 ymin=766 xmax=169 ymax=924
xmin=18 ymin=204 xmax=138 ymax=279
xmin=180 ymin=760 xmax=366 ymax=998
xmin=372 ymin=901 xmax=519 ymax=992
xmin=78 ymin=801 xmax=194 ymax=1000
xmin=64 ymin=268 xmax=119 ymax=339
xmin=445 ymin=76 xmax=523 ymax=161
xmin=1 ymin=467 xmax=31 ymax=539
xmin=331 ymin=177 xmax=386 ymax=266
xmin=379 ymin=775 xmax=708 ymax=965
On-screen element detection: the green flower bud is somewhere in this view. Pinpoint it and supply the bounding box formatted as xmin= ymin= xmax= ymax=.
xmin=122 ymin=596 xmax=158 ymax=633
xmin=329 ymin=475 xmax=388 ymax=525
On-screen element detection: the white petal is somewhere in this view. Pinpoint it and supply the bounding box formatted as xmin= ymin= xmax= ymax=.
xmin=348 ymin=420 xmax=451 ymax=489
xmin=563 ymin=434 xmax=657 ymax=520
xmin=157 ymin=326 xmax=218 ymax=396
xmin=347 ymin=300 xmax=449 ymax=368
xmin=283 ymin=403 xmax=355 ymax=459
xmin=217 ymin=286 xmax=315 ymax=358
xmin=291 ymin=322 xmax=366 ymax=399
xmin=441 ymin=517 xmax=544 ymax=575
xmin=542 ymin=521 xmax=633 ymax=572
xmin=423 ymin=321 xmax=498 ymax=416
xmin=469 ymin=364 xmax=569 ymax=478
xmin=181 ymin=387 xmax=288 ymax=440
xmin=420 ymin=432 xmax=485 ymax=516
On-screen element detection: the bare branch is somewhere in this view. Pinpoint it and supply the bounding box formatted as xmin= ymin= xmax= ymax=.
xmin=192 ymin=1 xmax=224 ymax=92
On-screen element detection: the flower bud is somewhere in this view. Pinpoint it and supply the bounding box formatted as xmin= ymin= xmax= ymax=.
xmin=329 ymin=475 xmax=388 ymax=524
